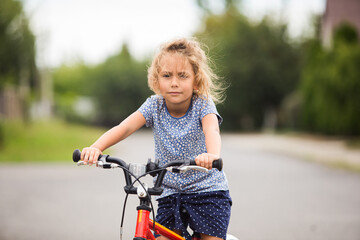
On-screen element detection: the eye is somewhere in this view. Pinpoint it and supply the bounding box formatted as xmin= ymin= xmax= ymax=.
xmin=179 ymin=73 xmax=188 ymax=79
xmin=162 ymin=73 xmax=171 ymax=78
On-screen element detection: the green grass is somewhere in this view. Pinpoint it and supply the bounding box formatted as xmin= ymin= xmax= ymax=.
xmin=0 ymin=120 xmax=107 ymax=162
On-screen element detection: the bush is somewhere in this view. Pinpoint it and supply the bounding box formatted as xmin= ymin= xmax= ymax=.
xmin=300 ymin=23 xmax=360 ymax=135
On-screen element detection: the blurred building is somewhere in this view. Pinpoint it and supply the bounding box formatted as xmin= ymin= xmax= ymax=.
xmin=0 ymin=69 xmax=53 ymax=121
xmin=0 ymin=87 xmax=23 ymax=120
xmin=321 ymin=0 xmax=360 ymax=47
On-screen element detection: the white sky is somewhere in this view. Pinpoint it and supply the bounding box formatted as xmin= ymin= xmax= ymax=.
xmin=23 ymin=0 xmax=325 ymax=68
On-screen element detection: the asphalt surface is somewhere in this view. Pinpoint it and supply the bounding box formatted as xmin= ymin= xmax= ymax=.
xmin=1 ymin=131 xmax=360 ymax=240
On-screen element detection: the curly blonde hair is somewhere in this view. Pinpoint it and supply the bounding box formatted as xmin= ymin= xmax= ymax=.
xmin=147 ymin=38 xmax=225 ymax=103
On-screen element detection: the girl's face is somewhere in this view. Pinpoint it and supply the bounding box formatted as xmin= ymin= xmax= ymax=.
xmin=158 ymin=53 xmax=196 ymax=114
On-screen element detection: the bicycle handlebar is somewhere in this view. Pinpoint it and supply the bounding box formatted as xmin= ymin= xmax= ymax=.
xmin=72 ymin=149 xmax=223 ymax=171
xmin=72 ymin=149 xmax=223 ymax=195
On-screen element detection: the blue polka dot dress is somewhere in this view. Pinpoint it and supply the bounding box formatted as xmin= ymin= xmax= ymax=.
xmin=138 ymin=94 xmax=229 ymax=198
xmin=138 ymin=95 xmax=232 ymax=240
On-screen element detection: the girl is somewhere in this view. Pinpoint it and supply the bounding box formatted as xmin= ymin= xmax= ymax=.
xmin=80 ymin=38 xmax=231 ymax=240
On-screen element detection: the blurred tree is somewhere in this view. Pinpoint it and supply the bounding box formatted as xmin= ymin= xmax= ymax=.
xmin=196 ymin=0 xmax=241 ymax=14
xmin=90 ymin=44 xmax=151 ymax=126
xmin=0 ymin=0 xmax=37 ymax=119
xmin=196 ymin=5 xmax=300 ymax=130
xmin=0 ymin=0 xmax=37 ymax=89
xmin=53 ymin=44 xmax=151 ymax=126
xmin=53 ymin=62 xmax=91 ymax=122
xmin=300 ymin=22 xmax=360 ymax=135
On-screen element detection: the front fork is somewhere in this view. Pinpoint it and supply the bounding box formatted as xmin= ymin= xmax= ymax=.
xmin=133 ymin=204 xmax=185 ymax=240
xmin=134 ymin=205 xmax=154 ymax=240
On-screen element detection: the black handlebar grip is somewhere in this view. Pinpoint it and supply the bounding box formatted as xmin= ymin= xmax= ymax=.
xmin=190 ymin=158 xmax=223 ymax=171
xmin=213 ymin=158 xmax=223 ymax=171
xmin=73 ymin=149 xmax=81 ymax=162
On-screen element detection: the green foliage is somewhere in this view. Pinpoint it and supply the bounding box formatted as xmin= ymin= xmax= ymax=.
xmin=300 ymin=23 xmax=360 ymax=135
xmin=53 ymin=63 xmax=93 ymax=122
xmin=53 ymin=63 xmax=91 ymax=96
xmin=333 ymin=22 xmax=358 ymax=45
xmin=90 ymin=45 xmax=151 ymax=126
xmin=53 ymin=44 xmax=151 ymax=126
xmin=196 ymin=7 xmax=300 ymax=130
xmin=0 ymin=120 xmax=4 ymax=148
xmin=0 ymin=0 xmax=37 ymax=89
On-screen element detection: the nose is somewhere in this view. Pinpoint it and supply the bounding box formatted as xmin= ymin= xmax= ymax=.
xmin=170 ymin=77 xmax=179 ymax=87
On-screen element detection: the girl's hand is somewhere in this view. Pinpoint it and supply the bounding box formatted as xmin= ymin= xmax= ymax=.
xmin=81 ymin=147 xmax=102 ymax=166
xmin=195 ymin=153 xmax=220 ymax=170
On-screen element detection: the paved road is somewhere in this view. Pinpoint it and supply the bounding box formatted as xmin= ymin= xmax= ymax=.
xmin=1 ymin=131 xmax=360 ymax=240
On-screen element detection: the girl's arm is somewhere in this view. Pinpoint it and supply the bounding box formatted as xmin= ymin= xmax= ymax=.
xmin=195 ymin=113 xmax=221 ymax=169
xmin=81 ymin=111 xmax=146 ymax=165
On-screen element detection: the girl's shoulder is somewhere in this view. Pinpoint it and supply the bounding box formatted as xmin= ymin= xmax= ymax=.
xmin=146 ymin=95 xmax=165 ymax=107
xmin=192 ymin=95 xmax=215 ymax=109
xmin=142 ymin=95 xmax=166 ymax=114
xmin=138 ymin=95 xmax=166 ymax=126
xmin=192 ymin=95 xmax=223 ymax=124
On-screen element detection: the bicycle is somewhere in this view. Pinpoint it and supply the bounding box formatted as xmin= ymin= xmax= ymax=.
xmin=72 ymin=149 xmax=237 ymax=240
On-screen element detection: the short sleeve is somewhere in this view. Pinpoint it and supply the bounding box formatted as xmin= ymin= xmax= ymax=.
xmin=199 ymin=98 xmax=223 ymax=125
xmin=137 ymin=96 xmax=155 ymax=127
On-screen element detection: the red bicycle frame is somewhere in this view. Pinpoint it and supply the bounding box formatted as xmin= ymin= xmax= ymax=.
xmin=134 ymin=206 xmax=185 ymax=240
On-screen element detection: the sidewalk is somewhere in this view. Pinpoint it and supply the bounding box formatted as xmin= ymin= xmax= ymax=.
xmin=222 ymin=133 xmax=360 ymax=172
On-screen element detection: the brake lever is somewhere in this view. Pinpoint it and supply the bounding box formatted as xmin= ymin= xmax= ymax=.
xmin=76 ymin=160 xmax=101 ymax=167
xmin=76 ymin=156 xmax=117 ymax=169
xmin=167 ymin=165 xmax=209 ymax=173
xmin=77 ymin=161 xmax=86 ymax=166
xmin=179 ymin=165 xmax=209 ymax=173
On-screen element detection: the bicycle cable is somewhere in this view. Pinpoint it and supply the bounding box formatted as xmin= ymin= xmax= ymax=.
xmin=115 ymin=166 xmax=164 ymax=240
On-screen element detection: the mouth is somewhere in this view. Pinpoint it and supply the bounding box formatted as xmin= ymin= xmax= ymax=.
xmin=168 ymin=92 xmax=181 ymax=95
